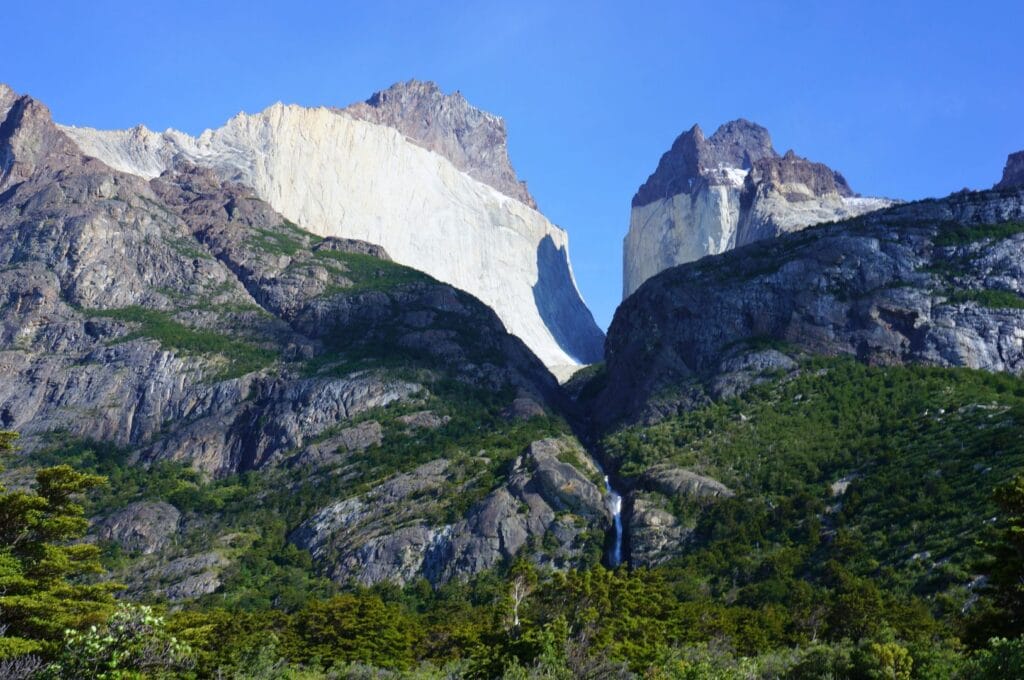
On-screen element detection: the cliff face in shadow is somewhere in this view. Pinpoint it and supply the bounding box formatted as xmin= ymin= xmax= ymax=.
xmin=534 ymin=235 xmax=605 ymax=365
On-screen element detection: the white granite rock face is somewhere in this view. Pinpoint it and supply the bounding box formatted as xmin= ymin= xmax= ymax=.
xmin=60 ymin=99 xmax=603 ymax=369
xmin=0 ymin=83 xmax=16 ymax=120
xmin=625 ymin=181 xmax=743 ymax=297
xmin=624 ymin=184 xmax=893 ymax=299
xmin=623 ymin=121 xmax=894 ymax=298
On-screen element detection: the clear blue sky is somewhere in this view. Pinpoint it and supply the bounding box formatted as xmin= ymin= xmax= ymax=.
xmin=6 ymin=1 xmax=1023 ymax=329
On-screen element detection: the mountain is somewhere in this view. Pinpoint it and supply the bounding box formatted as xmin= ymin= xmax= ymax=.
xmin=5 ymin=75 xmax=1024 ymax=676
xmin=0 ymin=85 xmax=615 ymax=597
xmin=57 ymin=80 xmax=604 ymax=372
xmin=588 ymin=183 xmax=1024 ymax=568
xmin=606 ymin=185 xmax=1024 ymax=425
xmin=996 ymin=149 xmax=1024 ymax=190
xmin=623 ymin=119 xmax=892 ymax=297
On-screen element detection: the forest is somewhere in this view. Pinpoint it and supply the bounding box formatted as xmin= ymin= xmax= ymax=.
xmin=2 ymin=358 xmax=1024 ymax=678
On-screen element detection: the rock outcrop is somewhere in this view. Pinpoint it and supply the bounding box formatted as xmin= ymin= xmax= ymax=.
xmin=94 ymin=502 xmax=181 ymax=555
xmin=996 ymin=150 xmax=1024 ymax=190
xmin=291 ymin=438 xmax=611 ymax=586
xmin=640 ymin=465 xmax=735 ymax=501
xmin=628 ymin=495 xmax=692 ymax=567
xmin=626 ymin=466 xmax=734 ymax=567
xmin=58 ymin=80 xmax=604 ymax=369
xmin=623 ymin=120 xmax=892 ymax=297
xmin=603 ymin=187 xmax=1024 ymax=424
xmin=0 ymin=85 xmax=624 ymax=596
xmin=344 ymin=80 xmax=536 ymax=208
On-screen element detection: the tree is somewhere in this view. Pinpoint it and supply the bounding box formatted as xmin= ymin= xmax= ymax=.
xmin=508 ymin=560 xmax=538 ymax=630
xmin=976 ymin=474 xmax=1024 ymax=638
xmin=853 ymin=641 xmax=913 ymax=680
xmin=43 ymin=603 xmax=194 ymax=679
xmin=286 ymin=593 xmax=418 ymax=669
xmin=0 ymin=431 xmax=117 ymax=659
xmin=964 ymin=636 xmax=1024 ymax=680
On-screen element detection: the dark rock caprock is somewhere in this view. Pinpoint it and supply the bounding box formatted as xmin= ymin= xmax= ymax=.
xmin=624 ymin=119 xmax=892 ymax=297
xmin=996 ymin=150 xmax=1024 ymax=190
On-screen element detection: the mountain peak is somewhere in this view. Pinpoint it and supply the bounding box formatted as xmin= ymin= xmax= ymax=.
xmin=0 ymin=90 xmax=80 ymax=190
xmin=625 ymin=119 xmax=888 ymax=297
xmin=58 ymin=81 xmax=602 ymax=368
xmin=707 ymin=119 xmax=776 ymax=169
xmin=749 ymin=149 xmax=855 ymax=198
xmin=344 ymin=80 xmax=537 ymax=209
xmin=995 ymin=150 xmax=1024 ymax=190
xmin=633 ymin=119 xmax=779 ymax=207
xmin=364 ymin=79 xmax=447 ymax=106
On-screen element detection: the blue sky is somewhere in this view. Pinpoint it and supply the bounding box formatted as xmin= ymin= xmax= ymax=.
xmin=6 ymin=1 xmax=1023 ymax=329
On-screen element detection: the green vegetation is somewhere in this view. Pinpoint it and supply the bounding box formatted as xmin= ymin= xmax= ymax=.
xmin=313 ymin=248 xmax=430 ymax=293
xmin=968 ymin=474 xmax=1024 ymax=644
xmin=163 ymin=235 xmax=214 ymax=261
xmin=86 ymin=306 xmax=277 ymax=378
xmin=45 ymin=604 xmax=195 ymax=679
xmin=605 ymin=358 xmax=1024 ymax=598
xmin=933 ymin=221 xmax=1024 ymax=247
xmin=251 ymin=223 xmax=309 ymax=257
xmin=0 ymin=433 xmax=117 ymax=661
xmin=944 ymin=287 xmax=1024 ymax=309
xmin=4 ymin=343 xmax=1024 ymax=677
xmin=2 ymin=399 xmax=1024 ymax=676
xmin=12 ymin=375 xmax=575 ymax=615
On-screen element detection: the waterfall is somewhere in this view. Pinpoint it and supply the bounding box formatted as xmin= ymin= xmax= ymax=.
xmin=603 ymin=475 xmax=623 ymax=567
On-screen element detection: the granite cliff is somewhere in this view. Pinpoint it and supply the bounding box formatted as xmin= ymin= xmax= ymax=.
xmin=623 ymin=119 xmax=892 ymax=297
xmin=580 ymin=176 xmax=1024 ymax=568
xmin=59 ymin=80 xmax=604 ymax=371
xmin=5 ymin=77 xmax=1024 ymax=613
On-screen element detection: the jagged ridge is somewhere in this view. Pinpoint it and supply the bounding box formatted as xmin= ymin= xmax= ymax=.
xmin=607 ymin=187 xmax=1024 ymax=425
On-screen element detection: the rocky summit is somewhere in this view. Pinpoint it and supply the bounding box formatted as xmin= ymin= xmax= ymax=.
xmin=996 ymin=149 xmax=1024 ymax=190
xmin=59 ymin=80 xmax=604 ymax=370
xmin=623 ymin=119 xmax=892 ymax=297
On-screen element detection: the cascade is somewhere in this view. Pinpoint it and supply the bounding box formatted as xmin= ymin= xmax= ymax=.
xmin=603 ymin=475 xmax=624 ymax=567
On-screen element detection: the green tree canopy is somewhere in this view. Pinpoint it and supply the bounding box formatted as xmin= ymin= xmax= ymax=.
xmin=0 ymin=432 xmax=117 ymax=659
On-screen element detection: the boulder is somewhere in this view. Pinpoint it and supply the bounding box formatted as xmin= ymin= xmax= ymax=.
xmin=93 ymin=501 xmax=181 ymax=555
xmin=641 ymin=466 xmax=735 ymax=501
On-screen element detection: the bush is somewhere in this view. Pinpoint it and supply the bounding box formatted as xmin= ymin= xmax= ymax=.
xmin=43 ymin=604 xmax=194 ymax=679
xmin=963 ymin=636 xmax=1024 ymax=679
